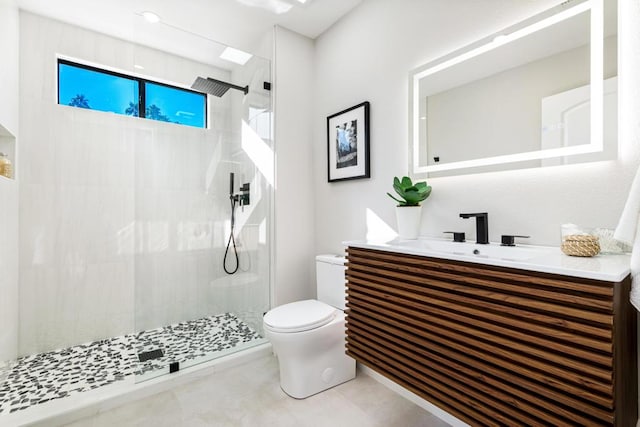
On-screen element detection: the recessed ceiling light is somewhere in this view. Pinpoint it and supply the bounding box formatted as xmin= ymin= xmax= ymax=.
xmin=134 ymin=64 xmax=145 ymax=70
xmin=220 ymin=47 xmax=253 ymax=65
xmin=141 ymin=11 xmax=161 ymax=24
xmin=235 ymin=0 xmax=292 ymax=15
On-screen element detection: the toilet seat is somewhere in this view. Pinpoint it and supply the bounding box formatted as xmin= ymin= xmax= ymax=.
xmin=264 ymin=299 xmax=337 ymax=333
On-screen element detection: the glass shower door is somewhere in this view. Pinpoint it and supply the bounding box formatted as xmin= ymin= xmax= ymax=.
xmin=131 ymin=21 xmax=272 ymax=382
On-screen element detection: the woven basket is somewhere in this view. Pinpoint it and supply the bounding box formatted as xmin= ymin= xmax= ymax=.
xmin=561 ymin=234 xmax=600 ymax=257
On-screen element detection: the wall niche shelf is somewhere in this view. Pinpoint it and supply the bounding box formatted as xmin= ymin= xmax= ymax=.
xmin=0 ymin=122 xmax=16 ymax=181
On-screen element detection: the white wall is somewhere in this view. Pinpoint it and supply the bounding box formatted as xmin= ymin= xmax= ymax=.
xmin=0 ymin=0 xmax=19 ymax=136
xmin=618 ymin=1 xmax=640 ymax=170
xmin=0 ymin=0 xmax=19 ymax=364
xmin=618 ymin=0 xmax=640 ymax=415
xmin=313 ymin=0 xmax=640 ymax=254
xmin=273 ymin=26 xmax=317 ymax=305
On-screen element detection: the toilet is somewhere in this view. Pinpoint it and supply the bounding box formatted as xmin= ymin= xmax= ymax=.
xmin=263 ymin=254 xmax=356 ymax=399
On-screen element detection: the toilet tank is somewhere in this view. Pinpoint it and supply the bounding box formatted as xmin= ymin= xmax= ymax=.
xmin=316 ymin=254 xmax=347 ymax=310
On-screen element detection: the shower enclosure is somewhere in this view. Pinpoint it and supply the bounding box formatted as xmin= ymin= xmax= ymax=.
xmin=0 ymin=10 xmax=272 ymax=416
xmin=129 ymin=17 xmax=273 ymax=382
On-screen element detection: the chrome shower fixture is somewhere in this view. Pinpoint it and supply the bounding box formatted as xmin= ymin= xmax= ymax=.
xmin=191 ymin=77 xmax=249 ymax=97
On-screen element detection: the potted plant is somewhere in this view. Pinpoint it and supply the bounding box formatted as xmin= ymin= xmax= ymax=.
xmin=387 ymin=176 xmax=432 ymax=239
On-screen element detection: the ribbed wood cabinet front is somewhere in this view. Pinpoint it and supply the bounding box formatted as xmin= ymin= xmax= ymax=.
xmin=345 ymin=247 xmax=637 ymax=427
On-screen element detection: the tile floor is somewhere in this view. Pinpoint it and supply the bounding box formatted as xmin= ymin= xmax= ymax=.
xmin=0 ymin=314 xmax=263 ymax=415
xmin=62 ymin=355 xmax=450 ymax=427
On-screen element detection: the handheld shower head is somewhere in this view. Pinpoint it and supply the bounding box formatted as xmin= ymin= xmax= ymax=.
xmin=191 ymin=77 xmax=249 ymax=97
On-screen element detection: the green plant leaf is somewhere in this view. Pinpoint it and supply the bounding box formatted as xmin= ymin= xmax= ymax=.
xmin=387 ymin=192 xmax=406 ymax=206
xmin=389 ymin=176 xmax=432 ymax=206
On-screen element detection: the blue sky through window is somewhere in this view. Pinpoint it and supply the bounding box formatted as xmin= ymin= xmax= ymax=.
xmin=145 ymin=82 xmax=206 ymax=128
xmin=58 ymin=63 xmax=138 ymax=115
xmin=58 ymin=60 xmax=207 ymax=129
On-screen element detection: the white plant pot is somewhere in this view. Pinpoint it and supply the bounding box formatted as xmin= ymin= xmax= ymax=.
xmin=395 ymin=205 xmax=422 ymax=240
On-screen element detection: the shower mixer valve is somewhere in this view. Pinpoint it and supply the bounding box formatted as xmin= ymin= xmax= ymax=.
xmin=231 ymin=182 xmax=250 ymax=207
xmin=238 ymin=183 xmax=250 ymax=207
xmin=228 ymin=173 xmax=250 ymax=207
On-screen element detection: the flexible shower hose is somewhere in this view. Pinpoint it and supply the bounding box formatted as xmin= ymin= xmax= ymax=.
xmin=223 ymin=195 xmax=239 ymax=274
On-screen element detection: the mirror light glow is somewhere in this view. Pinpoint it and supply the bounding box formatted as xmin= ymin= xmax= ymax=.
xmin=411 ymin=0 xmax=604 ymax=175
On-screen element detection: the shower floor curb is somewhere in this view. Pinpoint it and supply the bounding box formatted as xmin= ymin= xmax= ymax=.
xmin=1 ymin=343 xmax=272 ymax=427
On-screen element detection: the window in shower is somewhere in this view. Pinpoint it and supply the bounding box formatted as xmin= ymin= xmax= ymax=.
xmin=144 ymin=82 xmax=206 ymax=128
xmin=58 ymin=60 xmax=138 ymax=116
xmin=57 ymin=59 xmax=207 ymax=128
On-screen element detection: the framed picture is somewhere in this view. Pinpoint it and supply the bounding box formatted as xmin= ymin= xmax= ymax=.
xmin=327 ymin=101 xmax=370 ymax=182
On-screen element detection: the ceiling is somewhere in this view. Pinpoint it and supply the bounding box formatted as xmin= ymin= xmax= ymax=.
xmin=16 ymin=0 xmax=363 ymax=60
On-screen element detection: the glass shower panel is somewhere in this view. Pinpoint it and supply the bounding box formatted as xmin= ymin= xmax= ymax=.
xmin=131 ymin=20 xmax=272 ymax=382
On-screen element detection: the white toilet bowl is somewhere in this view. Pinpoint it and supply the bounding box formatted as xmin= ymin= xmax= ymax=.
xmin=263 ymin=299 xmax=355 ymax=399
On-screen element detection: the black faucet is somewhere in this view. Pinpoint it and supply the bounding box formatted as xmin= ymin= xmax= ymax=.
xmin=459 ymin=212 xmax=489 ymax=244
xmin=443 ymin=231 xmax=466 ymax=242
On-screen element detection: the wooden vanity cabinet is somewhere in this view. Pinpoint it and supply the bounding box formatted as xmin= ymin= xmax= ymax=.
xmin=345 ymin=247 xmax=637 ymax=426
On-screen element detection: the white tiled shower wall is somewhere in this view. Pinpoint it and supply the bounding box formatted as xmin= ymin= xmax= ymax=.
xmin=0 ymin=0 xmax=19 ymax=364
xmin=18 ymin=12 xmax=270 ymax=356
xmin=0 ymin=178 xmax=18 ymax=363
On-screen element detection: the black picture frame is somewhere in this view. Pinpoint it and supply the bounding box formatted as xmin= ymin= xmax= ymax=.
xmin=327 ymin=101 xmax=370 ymax=182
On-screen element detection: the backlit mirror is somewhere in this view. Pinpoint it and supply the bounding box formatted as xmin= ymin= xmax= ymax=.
xmin=409 ymin=0 xmax=617 ymax=178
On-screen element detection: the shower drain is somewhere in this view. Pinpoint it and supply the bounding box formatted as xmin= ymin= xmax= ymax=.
xmin=137 ymin=348 xmax=164 ymax=362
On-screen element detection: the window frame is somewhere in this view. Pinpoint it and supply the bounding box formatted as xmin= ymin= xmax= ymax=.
xmin=57 ymin=58 xmax=208 ymax=128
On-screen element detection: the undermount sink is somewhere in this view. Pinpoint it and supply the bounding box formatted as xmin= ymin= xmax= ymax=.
xmin=387 ymin=238 xmax=555 ymax=262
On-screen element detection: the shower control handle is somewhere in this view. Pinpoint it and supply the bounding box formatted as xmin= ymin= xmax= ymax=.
xmin=229 ymin=173 xmax=249 ymax=207
xmin=239 ymin=183 xmax=250 ymax=206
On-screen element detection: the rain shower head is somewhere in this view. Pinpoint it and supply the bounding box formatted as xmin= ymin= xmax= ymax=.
xmin=191 ymin=77 xmax=249 ymax=97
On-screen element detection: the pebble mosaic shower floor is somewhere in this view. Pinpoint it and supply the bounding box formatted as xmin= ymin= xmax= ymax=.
xmin=0 ymin=313 xmax=263 ymax=414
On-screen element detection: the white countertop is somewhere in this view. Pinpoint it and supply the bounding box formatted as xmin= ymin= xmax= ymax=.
xmin=344 ymin=238 xmax=631 ymax=282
